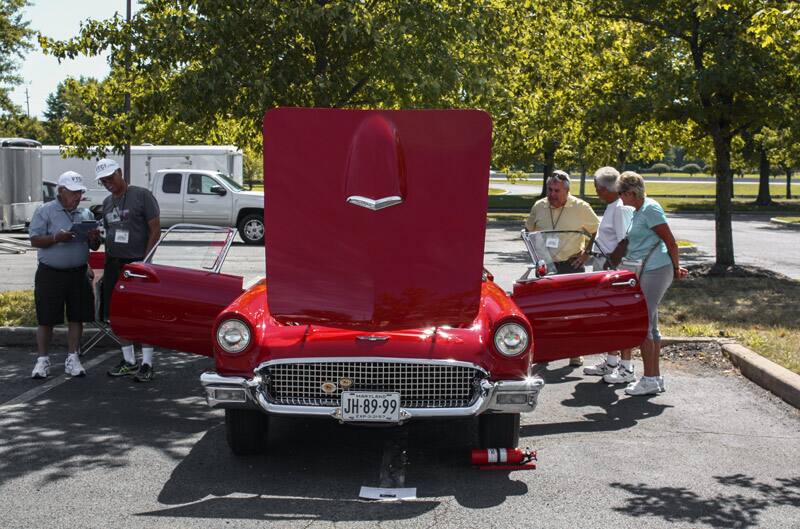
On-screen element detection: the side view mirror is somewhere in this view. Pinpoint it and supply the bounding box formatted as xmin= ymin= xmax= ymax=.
xmin=536 ymin=259 xmax=548 ymax=278
xmin=89 ymin=204 xmax=104 ymax=220
xmin=210 ymin=185 xmax=227 ymax=196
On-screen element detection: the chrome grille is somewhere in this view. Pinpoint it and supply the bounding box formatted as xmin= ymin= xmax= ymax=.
xmin=259 ymin=360 xmax=485 ymax=408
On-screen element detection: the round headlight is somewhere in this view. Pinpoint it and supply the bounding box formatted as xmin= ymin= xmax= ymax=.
xmin=493 ymin=322 xmax=530 ymax=357
xmin=216 ymin=319 xmax=251 ymax=354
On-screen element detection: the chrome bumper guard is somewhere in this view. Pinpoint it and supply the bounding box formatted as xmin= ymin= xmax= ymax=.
xmin=200 ymin=371 xmax=545 ymax=421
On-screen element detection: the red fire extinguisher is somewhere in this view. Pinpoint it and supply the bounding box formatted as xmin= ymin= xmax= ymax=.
xmin=471 ymin=448 xmax=537 ymax=470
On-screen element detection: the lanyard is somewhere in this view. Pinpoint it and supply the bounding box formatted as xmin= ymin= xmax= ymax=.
xmin=113 ymin=192 xmax=128 ymax=219
xmin=549 ymin=206 xmax=565 ymax=230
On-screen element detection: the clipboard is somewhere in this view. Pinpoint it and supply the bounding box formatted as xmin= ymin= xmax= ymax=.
xmin=70 ymin=220 xmax=99 ymax=242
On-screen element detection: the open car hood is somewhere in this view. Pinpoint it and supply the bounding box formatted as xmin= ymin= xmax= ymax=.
xmin=263 ymin=108 xmax=491 ymax=330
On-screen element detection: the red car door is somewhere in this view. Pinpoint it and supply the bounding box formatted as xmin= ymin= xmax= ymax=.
xmin=511 ymin=270 xmax=648 ymax=362
xmin=109 ymin=262 xmax=244 ymax=357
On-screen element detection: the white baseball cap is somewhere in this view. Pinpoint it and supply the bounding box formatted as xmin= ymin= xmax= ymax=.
xmin=95 ymin=158 xmax=121 ymax=179
xmin=57 ymin=171 xmax=87 ymax=192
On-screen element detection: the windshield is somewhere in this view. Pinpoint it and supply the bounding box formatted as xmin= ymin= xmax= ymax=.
xmin=522 ymin=229 xmax=599 ymax=275
xmin=215 ymin=172 xmax=244 ymax=191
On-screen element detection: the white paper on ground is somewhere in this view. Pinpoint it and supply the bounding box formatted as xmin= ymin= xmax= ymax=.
xmin=359 ymin=486 xmax=417 ymax=501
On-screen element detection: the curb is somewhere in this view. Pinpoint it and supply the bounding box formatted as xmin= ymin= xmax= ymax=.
xmin=0 ymin=326 xmax=118 ymax=348
xmin=720 ymin=342 xmax=800 ymax=410
xmin=769 ymin=218 xmax=800 ymax=229
xmin=661 ymin=336 xmax=800 ymax=409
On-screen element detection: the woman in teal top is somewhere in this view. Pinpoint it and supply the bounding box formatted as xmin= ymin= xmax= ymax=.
xmin=606 ymin=172 xmax=688 ymax=396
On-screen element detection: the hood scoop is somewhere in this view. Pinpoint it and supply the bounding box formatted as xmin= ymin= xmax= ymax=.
xmin=344 ymin=114 xmax=407 ymax=211
xmin=263 ymin=108 xmax=492 ymax=331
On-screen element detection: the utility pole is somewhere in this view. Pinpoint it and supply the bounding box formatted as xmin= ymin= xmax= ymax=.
xmin=25 ymin=85 xmax=30 ymax=117
xmin=123 ymin=0 xmax=132 ymax=184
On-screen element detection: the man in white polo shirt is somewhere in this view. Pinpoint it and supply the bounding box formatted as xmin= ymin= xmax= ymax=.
xmin=581 ymin=166 xmax=635 ymax=378
xmin=28 ymin=171 xmax=100 ymax=379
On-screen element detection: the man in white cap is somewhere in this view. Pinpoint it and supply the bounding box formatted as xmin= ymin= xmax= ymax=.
xmin=28 ymin=171 xmax=100 ymax=379
xmin=95 ymin=158 xmax=161 ymax=382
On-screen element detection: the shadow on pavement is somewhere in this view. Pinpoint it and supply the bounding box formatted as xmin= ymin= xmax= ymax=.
xmin=610 ymin=474 xmax=800 ymax=528
xmin=522 ymin=367 xmax=672 ymax=438
xmin=144 ymin=416 xmax=527 ymax=522
xmin=0 ymin=351 xmax=218 ymax=488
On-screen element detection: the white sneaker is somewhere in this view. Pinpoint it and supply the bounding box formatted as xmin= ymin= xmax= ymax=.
xmin=31 ymin=357 xmax=51 ymax=379
xmin=625 ymin=376 xmax=661 ymax=396
xmin=657 ymin=376 xmax=666 ymax=393
xmin=583 ymin=359 xmax=618 ymax=376
xmin=603 ymin=365 xmax=635 ymax=384
xmin=65 ymin=353 xmax=86 ymax=377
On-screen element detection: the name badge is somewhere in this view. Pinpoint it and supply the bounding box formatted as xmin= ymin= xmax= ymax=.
xmin=114 ymin=229 xmax=130 ymax=244
xmin=546 ymin=235 xmax=560 ymax=249
xmin=106 ymin=209 xmax=121 ymax=224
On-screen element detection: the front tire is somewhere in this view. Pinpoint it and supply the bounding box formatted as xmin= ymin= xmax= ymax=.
xmin=225 ymin=409 xmax=268 ymax=455
xmin=237 ymin=213 xmax=265 ymax=245
xmin=478 ymin=413 xmax=520 ymax=448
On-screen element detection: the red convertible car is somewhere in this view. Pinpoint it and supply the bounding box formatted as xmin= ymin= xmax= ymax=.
xmin=109 ymin=109 xmax=648 ymax=454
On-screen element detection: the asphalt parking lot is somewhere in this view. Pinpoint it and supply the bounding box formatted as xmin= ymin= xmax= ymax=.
xmin=1 ymin=219 xmax=799 ymax=528
xmin=1 ymin=344 xmax=798 ymax=529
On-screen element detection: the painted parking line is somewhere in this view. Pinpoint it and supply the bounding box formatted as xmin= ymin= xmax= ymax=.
xmin=0 ymin=350 xmax=118 ymax=410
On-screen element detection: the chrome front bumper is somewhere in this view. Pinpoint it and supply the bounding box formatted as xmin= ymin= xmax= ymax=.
xmin=200 ymin=371 xmax=545 ymax=421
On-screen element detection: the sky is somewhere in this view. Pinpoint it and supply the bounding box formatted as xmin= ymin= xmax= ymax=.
xmin=9 ymin=0 xmax=142 ymax=119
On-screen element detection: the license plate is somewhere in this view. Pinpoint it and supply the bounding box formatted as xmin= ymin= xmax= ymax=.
xmin=341 ymin=392 xmax=401 ymax=422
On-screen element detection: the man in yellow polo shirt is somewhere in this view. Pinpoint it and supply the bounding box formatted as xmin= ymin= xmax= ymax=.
xmin=525 ymin=170 xmax=600 ymax=366
xmin=525 ymin=170 xmax=600 ymax=273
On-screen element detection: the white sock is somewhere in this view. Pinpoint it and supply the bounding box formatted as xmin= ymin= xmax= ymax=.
xmin=620 ymin=359 xmax=633 ymax=371
xmin=37 ymin=355 xmax=50 ymax=363
xmin=606 ymin=354 xmax=619 ymax=366
xmin=142 ymin=346 xmax=154 ymax=367
xmin=67 ymin=352 xmax=78 ymax=358
xmin=122 ymin=345 xmax=135 ymax=364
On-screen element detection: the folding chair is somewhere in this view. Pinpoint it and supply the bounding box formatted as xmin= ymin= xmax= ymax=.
xmin=80 ymin=251 xmax=122 ymax=356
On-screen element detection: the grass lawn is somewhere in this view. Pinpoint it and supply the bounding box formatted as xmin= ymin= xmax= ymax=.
xmin=488 ymin=188 xmax=507 ymax=195
xmin=660 ymin=274 xmax=800 ymax=375
xmin=0 ymin=290 xmax=36 ymax=327
xmin=488 ymin=194 xmax=800 ymax=214
xmin=510 ymin=180 xmax=798 ymax=197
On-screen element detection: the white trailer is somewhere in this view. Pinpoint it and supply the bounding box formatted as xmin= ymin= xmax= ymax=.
xmin=41 ymin=145 xmax=244 ymax=208
xmin=1 ymin=138 xmax=43 ymax=232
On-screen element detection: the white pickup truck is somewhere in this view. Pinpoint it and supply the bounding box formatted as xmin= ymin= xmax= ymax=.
xmin=151 ymin=169 xmax=265 ymax=244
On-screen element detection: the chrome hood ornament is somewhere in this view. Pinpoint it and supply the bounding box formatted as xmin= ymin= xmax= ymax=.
xmin=346 ymin=195 xmax=403 ymax=211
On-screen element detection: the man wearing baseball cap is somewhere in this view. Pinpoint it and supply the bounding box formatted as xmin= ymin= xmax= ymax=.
xmin=95 ymin=158 xmax=161 ymax=382
xmin=28 ymin=171 xmax=101 ymax=379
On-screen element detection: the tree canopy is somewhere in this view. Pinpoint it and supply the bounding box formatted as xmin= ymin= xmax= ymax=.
xmin=41 ymin=0 xmax=505 ymax=155
xmin=33 ymin=0 xmax=800 ymax=267
xmin=0 ymin=0 xmax=33 ymax=116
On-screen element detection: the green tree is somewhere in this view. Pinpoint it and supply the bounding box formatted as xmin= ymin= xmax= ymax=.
xmin=42 ymin=0 xmax=503 ymax=156
xmin=761 ymin=126 xmax=800 ymax=199
xmin=0 ymin=0 xmax=33 ymax=115
xmin=589 ymin=0 xmax=796 ymax=267
xmin=649 ymin=163 xmax=671 ymax=175
xmin=42 ymin=76 xmax=102 ymax=144
xmin=0 ymin=113 xmax=47 ymax=141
